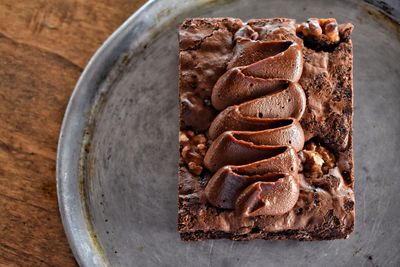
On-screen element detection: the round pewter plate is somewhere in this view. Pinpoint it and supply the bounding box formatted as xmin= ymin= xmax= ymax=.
xmin=57 ymin=0 xmax=400 ymax=266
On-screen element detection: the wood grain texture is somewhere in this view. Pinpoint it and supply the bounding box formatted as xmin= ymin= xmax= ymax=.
xmin=0 ymin=0 xmax=146 ymax=266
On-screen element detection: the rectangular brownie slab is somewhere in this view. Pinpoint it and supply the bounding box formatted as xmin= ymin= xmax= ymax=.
xmin=178 ymin=17 xmax=354 ymax=241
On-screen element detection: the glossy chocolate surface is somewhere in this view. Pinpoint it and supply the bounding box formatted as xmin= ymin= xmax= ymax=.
xmin=204 ymin=26 xmax=306 ymax=216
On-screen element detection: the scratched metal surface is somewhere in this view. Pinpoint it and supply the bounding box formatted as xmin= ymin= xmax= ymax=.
xmin=57 ymin=0 xmax=400 ymax=266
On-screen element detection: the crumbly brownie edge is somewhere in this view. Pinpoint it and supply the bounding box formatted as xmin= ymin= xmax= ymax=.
xmin=180 ymin=226 xmax=353 ymax=241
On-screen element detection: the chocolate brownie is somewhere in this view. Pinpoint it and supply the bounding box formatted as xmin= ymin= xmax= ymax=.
xmin=178 ymin=17 xmax=354 ymax=241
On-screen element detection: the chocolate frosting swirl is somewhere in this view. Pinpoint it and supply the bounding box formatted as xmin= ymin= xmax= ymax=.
xmin=204 ymin=34 xmax=306 ymax=217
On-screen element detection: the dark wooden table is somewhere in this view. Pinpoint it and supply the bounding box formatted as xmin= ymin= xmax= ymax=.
xmin=0 ymin=1 xmax=145 ymax=266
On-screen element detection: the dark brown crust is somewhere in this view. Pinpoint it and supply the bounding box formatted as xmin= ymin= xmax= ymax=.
xmin=178 ymin=18 xmax=354 ymax=241
xmin=180 ymin=224 xmax=352 ymax=241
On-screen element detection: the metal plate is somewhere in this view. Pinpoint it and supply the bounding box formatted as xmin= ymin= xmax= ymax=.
xmin=57 ymin=0 xmax=400 ymax=266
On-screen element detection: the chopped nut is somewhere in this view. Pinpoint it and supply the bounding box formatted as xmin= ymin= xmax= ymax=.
xmin=303 ymin=150 xmax=324 ymax=178
xmin=180 ymin=130 xmax=209 ymax=175
xmin=196 ymin=144 xmax=207 ymax=156
xmin=308 ymin=18 xmax=322 ymax=37
xmin=296 ymin=18 xmax=340 ymax=43
xmin=305 ymin=142 xmax=317 ymax=151
xmin=296 ymin=23 xmax=309 ymax=37
xmin=316 ymin=146 xmax=336 ymax=169
xmin=197 ymin=143 xmax=206 ymax=150
xmin=319 ymin=18 xmax=336 ymax=27
xmin=192 ymin=134 xmax=206 ymax=144
xmin=324 ymin=22 xmax=339 ymax=42
xmin=179 ymin=132 xmax=189 ymax=144
xmin=183 ymin=149 xmax=202 ymax=165
xmin=181 ymin=145 xmax=191 ymax=158
xmin=312 ymin=152 xmax=325 ymax=166
xmin=188 ymin=162 xmax=203 ymax=175
xmin=301 ymin=141 xmax=337 ymax=178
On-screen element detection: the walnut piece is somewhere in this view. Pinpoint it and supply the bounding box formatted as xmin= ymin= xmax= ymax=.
xmin=316 ymin=146 xmax=336 ymax=172
xmin=180 ymin=131 xmax=208 ymax=175
xmin=301 ymin=150 xmax=324 ymax=178
xmin=300 ymin=141 xmax=336 ymax=178
xmin=179 ymin=132 xmax=189 ymax=143
xmin=296 ymin=18 xmax=339 ymax=43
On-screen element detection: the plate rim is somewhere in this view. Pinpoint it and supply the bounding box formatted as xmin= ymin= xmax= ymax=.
xmin=56 ymin=1 xmax=159 ymax=266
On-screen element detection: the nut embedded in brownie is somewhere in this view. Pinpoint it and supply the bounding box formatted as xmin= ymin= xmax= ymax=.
xmin=178 ymin=17 xmax=354 ymax=241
